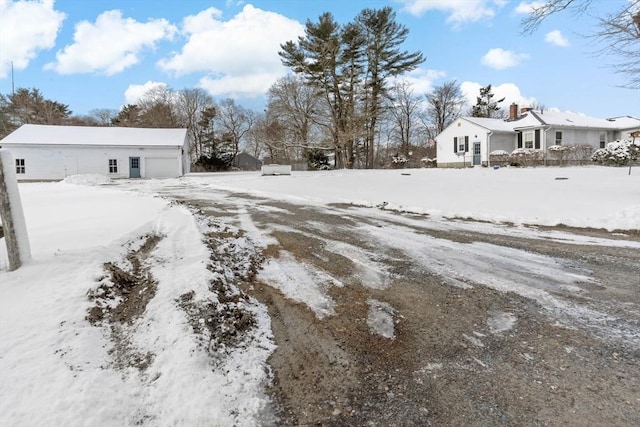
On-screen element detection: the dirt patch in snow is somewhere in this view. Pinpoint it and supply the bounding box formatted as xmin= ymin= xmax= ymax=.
xmin=86 ymin=234 xmax=161 ymax=372
xmin=87 ymin=234 xmax=161 ymax=326
xmin=176 ymin=213 xmax=264 ymax=358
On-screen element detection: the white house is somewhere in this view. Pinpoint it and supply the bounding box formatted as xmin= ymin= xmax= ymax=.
xmin=0 ymin=124 xmax=189 ymax=180
xmin=436 ymin=105 xmax=640 ymax=167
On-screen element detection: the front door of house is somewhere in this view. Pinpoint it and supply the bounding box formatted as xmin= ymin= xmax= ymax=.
xmin=473 ymin=142 xmax=481 ymax=166
xmin=129 ymin=157 xmax=141 ymax=178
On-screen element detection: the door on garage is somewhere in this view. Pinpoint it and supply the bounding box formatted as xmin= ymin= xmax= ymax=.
xmin=129 ymin=157 xmax=141 ymax=178
xmin=145 ymin=158 xmax=178 ymax=178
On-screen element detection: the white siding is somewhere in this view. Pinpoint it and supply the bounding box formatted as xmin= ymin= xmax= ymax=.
xmin=0 ymin=145 xmax=183 ymax=180
xmin=436 ymin=119 xmax=489 ymax=167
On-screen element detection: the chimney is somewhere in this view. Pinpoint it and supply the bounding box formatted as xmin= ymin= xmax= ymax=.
xmin=509 ymin=103 xmax=518 ymax=120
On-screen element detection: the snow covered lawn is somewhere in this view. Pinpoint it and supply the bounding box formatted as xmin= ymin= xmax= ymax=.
xmin=181 ymin=165 xmax=640 ymax=231
xmin=0 ymin=165 xmax=638 ymax=426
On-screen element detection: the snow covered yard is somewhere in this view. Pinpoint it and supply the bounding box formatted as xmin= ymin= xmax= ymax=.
xmin=0 ymin=181 xmax=275 ymax=426
xmin=1 ymin=165 xmax=639 ymax=426
xmin=182 ymin=165 xmax=640 ymax=231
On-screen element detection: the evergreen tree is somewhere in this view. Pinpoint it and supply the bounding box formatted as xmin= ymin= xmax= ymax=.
xmin=471 ymin=84 xmax=505 ymax=118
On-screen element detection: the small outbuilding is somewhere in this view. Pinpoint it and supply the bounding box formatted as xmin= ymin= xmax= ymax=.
xmin=0 ymin=124 xmax=189 ymax=180
xmin=232 ymin=152 xmax=263 ymax=171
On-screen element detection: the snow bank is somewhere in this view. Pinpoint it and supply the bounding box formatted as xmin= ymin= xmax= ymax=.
xmin=62 ymin=174 xmax=112 ymax=186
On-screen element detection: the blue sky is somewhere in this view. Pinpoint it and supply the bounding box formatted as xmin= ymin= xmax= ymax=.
xmin=1 ymin=0 xmax=638 ymax=119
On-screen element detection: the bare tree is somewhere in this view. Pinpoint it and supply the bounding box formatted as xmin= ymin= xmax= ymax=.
xmin=174 ymin=88 xmax=215 ymax=160
xmin=424 ymin=79 xmax=465 ymax=135
xmin=267 ymin=74 xmax=320 ymax=147
xmin=386 ymin=81 xmax=423 ymax=156
xmin=89 ymin=108 xmax=117 ymax=126
xmin=137 ymin=85 xmax=179 ymax=128
xmin=522 ymin=0 xmax=640 ymax=89
xmin=216 ymin=98 xmax=255 ymax=158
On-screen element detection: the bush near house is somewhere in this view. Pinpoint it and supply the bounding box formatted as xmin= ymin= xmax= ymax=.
xmin=547 ymin=144 xmax=594 ymax=166
xmin=591 ymin=139 xmax=639 ymax=166
xmin=509 ymin=148 xmax=544 ymax=167
xmin=489 ymin=150 xmax=510 ymax=167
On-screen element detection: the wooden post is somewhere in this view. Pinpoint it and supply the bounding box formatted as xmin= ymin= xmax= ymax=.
xmin=0 ymin=149 xmax=31 ymax=270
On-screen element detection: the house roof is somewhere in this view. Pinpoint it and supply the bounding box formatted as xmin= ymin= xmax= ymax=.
xmin=0 ymin=124 xmax=187 ymax=147
xmin=605 ymin=116 xmax=640 ymax=130
xmin=457 ymin=111 xmax=639 ymax=134
xmin=527 ymin=110 xmax=636 ymax=130
xmin=463 ymin=113 xmax=541 ymax=132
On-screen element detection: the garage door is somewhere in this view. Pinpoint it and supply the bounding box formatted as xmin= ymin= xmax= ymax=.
xmin=145 ymin=157 xmax=179 ymax=178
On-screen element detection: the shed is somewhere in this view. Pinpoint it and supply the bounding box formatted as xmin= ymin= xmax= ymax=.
xmin=0 ymin=124 xmax=189 ymax=180
xmin=232 ymin=152 xmax=263 ymax=171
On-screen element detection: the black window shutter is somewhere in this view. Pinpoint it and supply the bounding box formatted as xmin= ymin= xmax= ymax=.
xmin=534 ymin=129 xmax=541 ymax=149
xmin=464 ymin=136 xmax=469 ymax=153
xmin=517 ymin=132 xmax=523 ymax=148
xmin=454 ymin=137 xmax=458 ymax=153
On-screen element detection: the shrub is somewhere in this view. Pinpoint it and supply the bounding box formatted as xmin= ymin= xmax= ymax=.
xmin=591 ymin=139 xmax=639 ymax=166
xmin=489 ymin=150 xmax=510 ymax=166
xmin=509 ymin=148 xmax=544 ymax=167
xmin=391 ymin=154 xmax=408 ymax=168
xmin=305 ymin=148 xmax=332 ymax=170
xmin=547 ymin=144 xmax=575 ymax=165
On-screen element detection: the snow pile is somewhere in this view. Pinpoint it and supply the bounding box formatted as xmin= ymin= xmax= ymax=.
xmin=0 ymin=183 xmax=276 ymax=426
xmin=63 ymin=174 xmax=112 ymax=185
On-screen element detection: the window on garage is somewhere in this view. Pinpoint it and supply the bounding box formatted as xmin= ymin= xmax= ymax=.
xmin=108 ymin=159 xmax=118 ymax=173
xmin=15 ymin=158 xmax=25 ymax=174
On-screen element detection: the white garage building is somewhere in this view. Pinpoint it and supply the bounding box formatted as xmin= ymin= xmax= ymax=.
xmin=0 ymin=124 xmax=189 ymax=180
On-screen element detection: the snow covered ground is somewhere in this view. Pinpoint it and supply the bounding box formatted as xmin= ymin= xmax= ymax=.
xmin=182 ymin=165 xmax=640 ymax=231
xmin=0 ymin=166 xmax=638 ymax=426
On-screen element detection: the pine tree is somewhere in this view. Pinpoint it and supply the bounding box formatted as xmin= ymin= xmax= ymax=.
xmin=471 ymin=85 xmax=505 ymax=118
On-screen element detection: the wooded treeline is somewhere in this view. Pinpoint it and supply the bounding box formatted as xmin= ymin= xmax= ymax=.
xmin=0 ymin=7 xmax=480 ymax=170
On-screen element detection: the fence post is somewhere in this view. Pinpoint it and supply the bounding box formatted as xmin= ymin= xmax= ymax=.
xmin=0 ymin=149 xmax=31 ymax=271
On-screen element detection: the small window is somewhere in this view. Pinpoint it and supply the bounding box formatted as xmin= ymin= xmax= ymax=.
xmin=599 ymin=133 xmax=606 ymax=149
xmin=524 ymin=131 xmax=534 ymax=149
xmin=555 ymin=131 xmax=563 ymax=145
xmin=458 ymin=136 xmax=466 ymax=152
xmin=131 ymin=158 xmax=139 ymax=169
xmin=15 ymin=158 xmax=25 ymax=174
xmin=108 ymin=159 xmax=118 ymax=173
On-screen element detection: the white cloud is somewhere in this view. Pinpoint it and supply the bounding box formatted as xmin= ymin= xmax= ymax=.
xmin=392 ymin=68 xmax=447 ymax=94
xmin=0 ymin=0 xmax=65 ymax=78
xmin=124 ymin=81 xmax=168 ymax=105
xmin=398 ymin=0 xmax=506 ymax=25
xmin=545 ymin=29 xmax=569 ymax=47
xmin=158 ymin=5 xmax=304 ymax=98
xmin=461 ymin=81 xmax=538 ymax=112
xmin=481 ymin=48 xmax=530 ymax=69
xmin=514 ymin=1 xmax=546 ymax=14
xmin=45 ymin=10 xmax=176 ymax=75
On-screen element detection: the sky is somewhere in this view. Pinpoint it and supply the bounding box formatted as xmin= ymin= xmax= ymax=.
xmin=0 ymin=0 xmax=639 ymax=120
xmin=1 ymin=166 xmax=639 ymax=424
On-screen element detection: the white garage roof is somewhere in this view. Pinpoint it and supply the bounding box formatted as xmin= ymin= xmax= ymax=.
xmin=1 ymin=124 xmax=187 ymax=147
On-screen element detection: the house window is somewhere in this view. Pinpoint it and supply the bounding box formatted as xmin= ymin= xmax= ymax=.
xmin=524 ymin=131 xmax=534 ymax=149
xmin=599 ymin=133 xmax=606 ymax=148
xmin=458 ymin=136 xmax=466 ymax=152
xmin=15 ymin=158 xmax=25 ymax=174
xmin=108 ymin=159 xmax=118 ymax=173
xmin=454 ymin=136 xmax=469 ymax=153
xmin=555 ymin=131 xmax=563 ymax=145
